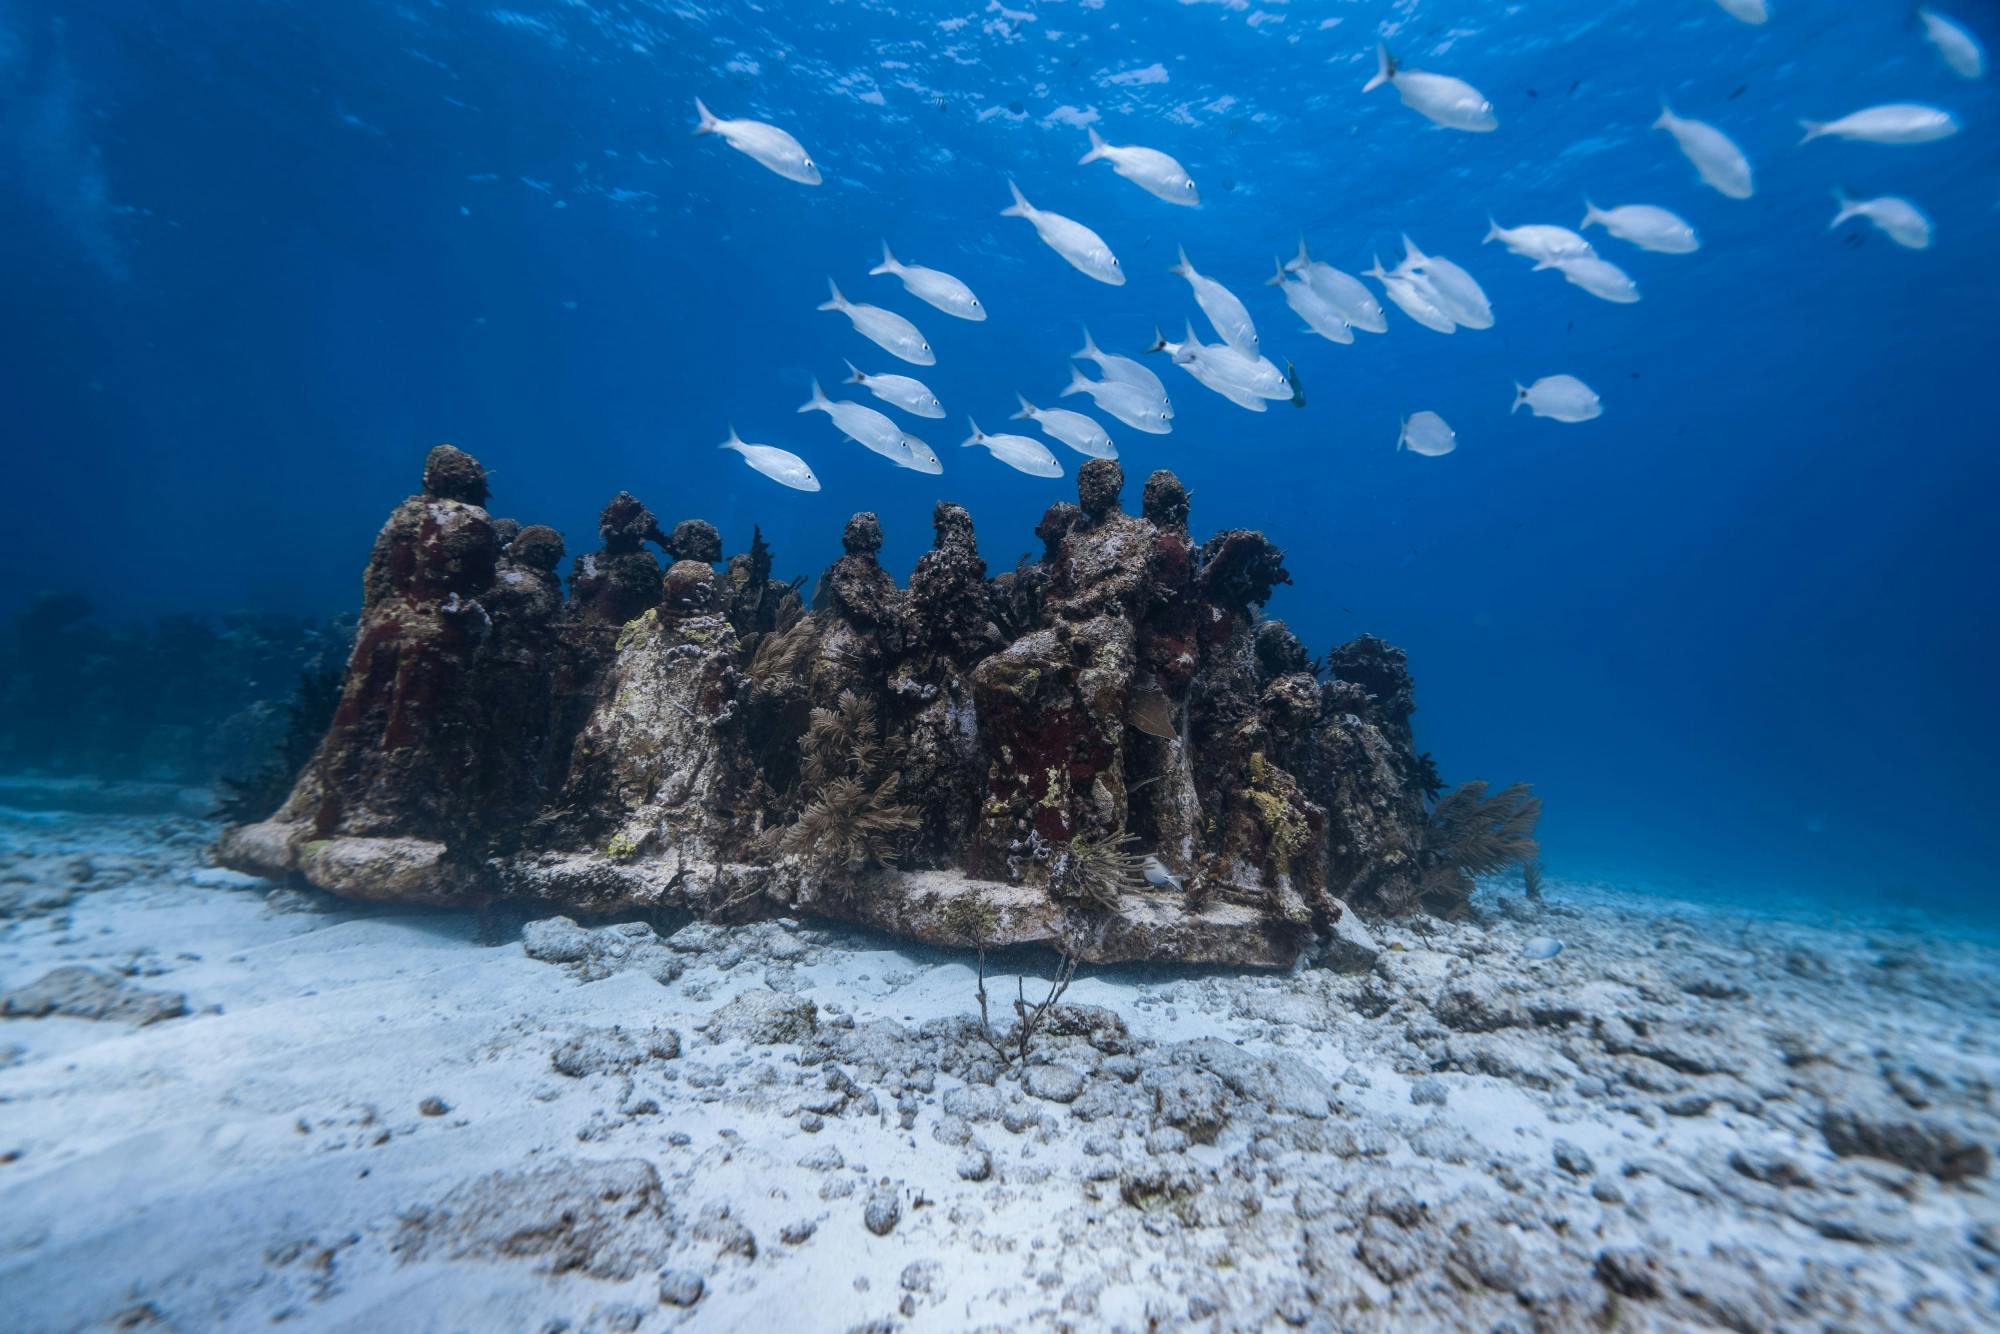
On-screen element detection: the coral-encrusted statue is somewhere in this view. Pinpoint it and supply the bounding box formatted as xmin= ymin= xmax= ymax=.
xmin=223 ymin=444 xmax=1437 ymax=963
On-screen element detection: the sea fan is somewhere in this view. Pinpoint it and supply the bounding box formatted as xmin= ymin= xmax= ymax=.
xmin=1416 ymin=780 xmax=1541 ymax=916
xmin=780 ymin=773 xmax=920 ymax=872
xmin=777 ymin=688 xmax=919 ymax=873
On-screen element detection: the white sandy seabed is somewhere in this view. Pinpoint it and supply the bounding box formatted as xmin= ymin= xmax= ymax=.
xmin=1 ymin=779 xmax=1996 ymax=1333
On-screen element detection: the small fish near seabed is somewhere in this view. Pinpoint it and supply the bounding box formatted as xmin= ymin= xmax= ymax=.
xmin=1078 ymin=128 xmax=1200 ymax=206
xmin=1000 ymin=181 xmax=1124 ymax=285
xmin=962 ymin=417 xmax=1064 ymax=478
xmin=1398 ymin=411 xmax=1457 ymax=457
xmin=1830 ymin=190 xmax=1933 ymax=250
xmin=845 ymin=362 xmax=945 ymax=418
xmin=1522 ymin=936 xmax=1565 ymax=961
xmin=1513 ymin=375 xmax=1603 ymax=423
xmin=1799 ymin=104 xmax=1960 ymax=146
xmin=1581 ymin=201 xmax=1700 ymax=255
xmin=1128 ymin=686 xmax=1176 ymax=740
xmin=1362 ymin=44 xmax=1497 ymax=132
xmin=868 ymin=243 xmax=985 ymax=321
xmin=1013 ymin=393 xmax=1116 ymax=459
xmin=818 ymin=279 xmax=934 ymax=365
xmin=1484 ymin=218 xmax=1596 ymax=267
xmin=1141 ymin=855 xmax=1184 ymax=892
xmin=1920 ymin=7 xmax=1987 ymax=81
xmin=693 ymin=98 xmax=821 ymax=185
xmin=1654 ymin=105 xmax=1754 ymax=199
xmin=1172 ymin=245 xmax=1260 ymax=356
xmin=719 ymin=427 xmax=820 ymax=491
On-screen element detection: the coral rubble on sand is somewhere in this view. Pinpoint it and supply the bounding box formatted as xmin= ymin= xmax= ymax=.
xmin=220 ymin=446 xmax=1443 ymax=964
xmin=2 ymin=794 xmax=1996 ymax=1331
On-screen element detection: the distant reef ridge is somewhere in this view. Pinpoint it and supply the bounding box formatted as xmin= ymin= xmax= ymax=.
xmin=219 ymin=444 xmax=1492 ymax=967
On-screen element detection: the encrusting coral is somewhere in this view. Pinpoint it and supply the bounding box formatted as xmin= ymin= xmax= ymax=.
xmin=217 ymin=444 xmax=1526 ymax=965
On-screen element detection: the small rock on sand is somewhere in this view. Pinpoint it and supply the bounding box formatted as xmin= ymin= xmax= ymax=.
xmin=0 ymin=966 xmax=188 ymax=1026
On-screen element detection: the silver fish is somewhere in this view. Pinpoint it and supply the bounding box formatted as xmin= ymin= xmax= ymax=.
xmin=1362 ymin=44 xmax=1496 ymax=133
xmin=1078 ymin=128 xmax=1199 ymax=206
xmin=693 ymin=98 xmax=820 ymax=185
xmin=719 ymin=427 xmax=820 ymax=491
xmin=817 ymin=279 xmax=933 ymax=366
xmin=1799 ymin=104 xmax=1959 ymax=146
xmin=1074 ymin=327 xmax=1172 ymax=406
xmin=1013 ymin=393 xmax=1116 ymax=459
xmin=1171 ymin=245 xmax=1259 ymax=356
xmin=1000 ymin=180 xmax=1124 ymax=286
xmin=844 ymin=362 xmax=945 ymax=418
xmin=1063 ymin=367 xmax=1174 ymax=433
xmin=868 ymin=242 xmax=985 ymax=321
xmin=962 ymin=417 xmax=1063 ymax=478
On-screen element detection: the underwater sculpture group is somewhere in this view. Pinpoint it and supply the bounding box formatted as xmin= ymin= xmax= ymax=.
xmin=220 ymin=445 xmax=1447 ymax=967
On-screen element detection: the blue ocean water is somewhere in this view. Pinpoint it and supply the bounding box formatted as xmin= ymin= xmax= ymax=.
xmin=3 ymin=0 xmax=1994 ymax=918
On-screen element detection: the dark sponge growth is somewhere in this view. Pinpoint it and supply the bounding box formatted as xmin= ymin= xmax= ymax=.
xmin=423 ymin=444 xmax=490 ymax=505
xmin=219 ymin=444 xmax=1518 ymax=965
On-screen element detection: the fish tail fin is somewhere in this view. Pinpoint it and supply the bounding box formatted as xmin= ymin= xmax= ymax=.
xmin=1011 ymin=393 xmax=1037 ymax=420
xmin=1798 ymin=118 xmax=1826 ymax=145
xmin=1288 ymin=233 xmax=1312 ymax=272
xmin=867 ymin=241 xmax=898 ymax=276
xmin=1829 ymin=187 xmax=1858 ymax=227
xmin=1142 ymin=324 xmax=1167 ymax=354
xmin=1363 ymin=43 xmax=1394 ymax=94
xmin=1170 ymin=244 xmax=1191 ymax=277
xmin=1000 ymin=179 xmax=1031 ymax=218
xmin=1062 ymin=367 xmax=1092 ymax=398
xmin=842 ymin=359 xmax=864 ymax=385
xmin=1511 ymin=383 xmax=1527 ymax=415
xmin=1078 ymin=127 xmax=1108 ymax=166
xmin=816 ymin=278 xmax=846 ymax=312
xmin=1074 ymin=325 xmax=1100 ymax=361
xmin=962 ymin=417 xmax=984 ymax=447
xmin=1397 ymin=415 xmax=1408 ymax=450
xmin=1266 ymin=256 xmax=1289 ymax=287
xmin=693 ymin=97 xmax=720 ymax=135
xmin=798 ymin=377 xmax=829 ymax=414
xmin=1181 ymin=319 xmax=1201 ymax=347
xmin=1580 ymin=199 xmax=1602 ymax=230
xmin=1400 ymin=232 xmax=1424 ymax=267
xmin=1653 ymin=103 xmax=1674 ymax=130
xmin=1363 ymin=253 xmax=1386 ymax=281
xmin=1483 ymin=217 xmax=1502 ymax=245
